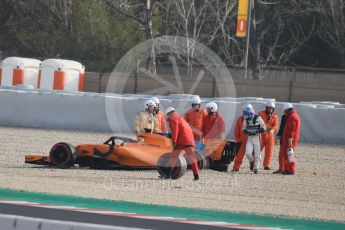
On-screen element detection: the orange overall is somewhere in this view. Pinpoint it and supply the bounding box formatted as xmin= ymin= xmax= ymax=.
xmin=202 ymin=112 xmax=225 ymax=141
xmin=184 ymin=108 xmax=207 ymax=141
xmin=232 ymin=116 xmax=248 ymax=171
xmin=168 ymin=112 xmax=199 ymax=174
xmin=281 ymin=109 xmax=301 ymax=174
xmin=157 ymin=111 xmax=168 ymax=133
xmin=258 ymin=111 xmax=278 ymax=168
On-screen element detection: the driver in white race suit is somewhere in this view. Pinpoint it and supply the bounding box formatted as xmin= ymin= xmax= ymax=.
xmin=242 ymin=104 xmax=266 ymax=174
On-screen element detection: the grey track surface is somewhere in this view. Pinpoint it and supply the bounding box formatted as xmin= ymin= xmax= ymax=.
xmin=0 ymin=203 xmax=239 ymax=230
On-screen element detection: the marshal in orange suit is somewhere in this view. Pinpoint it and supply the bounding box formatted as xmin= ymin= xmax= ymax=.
xmin=232 ymin=114 xmax=248 ymax=171
xmin=258 ymin=101 xmax=278 ymax=170
xmin=184 ymin=96 xmax=207 ymax=142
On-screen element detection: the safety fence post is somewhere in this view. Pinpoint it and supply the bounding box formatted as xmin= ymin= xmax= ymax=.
xmin=288 ymin=68 xmax=296 ymax=102
xmin=212 ymin=64 xmax=218 ymax=97
xmin=134 ymin=58 xmax=139 ymax=94
xmin=98 ymin=72 xmax=103 ymax=93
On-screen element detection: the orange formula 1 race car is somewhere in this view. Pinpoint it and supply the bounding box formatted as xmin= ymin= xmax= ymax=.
xmin=25 ymin=133 xmax=240 ymax=179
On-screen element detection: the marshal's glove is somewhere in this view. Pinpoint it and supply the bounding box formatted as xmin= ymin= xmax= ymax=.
xmin=258 ymin=127 xmax=265 ymax=134
xmin=243 ymin=129 xmax=250 ymax=135
xmin=266 ymin=127 xmax=274 ymax=133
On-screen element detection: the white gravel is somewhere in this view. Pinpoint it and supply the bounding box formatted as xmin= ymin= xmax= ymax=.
xmin=0 ymin=126 xmax=344 ymax=222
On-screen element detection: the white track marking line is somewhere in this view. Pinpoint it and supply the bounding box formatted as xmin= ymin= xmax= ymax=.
xmin=134 ymin=216 xmax=180 ymax=220
xmin=0 ymin=200 xmax=39 ymax=205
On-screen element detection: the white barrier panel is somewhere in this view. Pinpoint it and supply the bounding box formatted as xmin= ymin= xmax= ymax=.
xmin=0 ymin=215 xmax=14 ymax=229
xmin=0 ymin=57 xmax=41 ymax=88
xmin=0 ymin=89 xmax=111 ymax=132
xmin=0 ymin=214 xmax=145 ymax=230
xmin=0 ymin=89 xmax=345 ymax=144
xmin=15 ymin=218 xmax=42 ymax=230
xmin=39 ymin=59 xmax=85 ymax=92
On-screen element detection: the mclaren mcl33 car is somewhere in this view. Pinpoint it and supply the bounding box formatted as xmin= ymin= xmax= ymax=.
xmin=25 ymin=133 xmax=240 ymax=179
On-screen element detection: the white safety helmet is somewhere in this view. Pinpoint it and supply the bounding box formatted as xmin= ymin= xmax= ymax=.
xmin=206 ymin=102 xmax=218 ymax=112
xmin=144 ymin=99 xmax=156 ymax=109
xmin=191 ymin=96 xmax=201 ymax=105
xmin=266 ymin=101 xmax=275 ymax=108
xmin=165 ymin=107 xmax=175 ymax=115
xmin=282 ymin=103 xmax=293 ymax=111
xmin=242 ymin=103 xmax=253 ymax=111
xmin=151 ymin=97 xmax=160 ymax=106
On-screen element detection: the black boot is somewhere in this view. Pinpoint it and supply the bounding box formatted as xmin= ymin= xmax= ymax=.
xmin=193 ymin=173 xmax=199 ymax=181
xmin=249 ymin=162 xmax=254 ymax=171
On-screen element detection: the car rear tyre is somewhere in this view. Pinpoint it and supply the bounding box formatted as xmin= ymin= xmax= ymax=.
xmin=157 ymin=153 xmax=187 ymax=180
xmin=49 ymin=142 xmax=76 ymax=169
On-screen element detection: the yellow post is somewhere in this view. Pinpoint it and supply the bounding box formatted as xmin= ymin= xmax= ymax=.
xmin=236 ymin=0 xmax=249 ymax=37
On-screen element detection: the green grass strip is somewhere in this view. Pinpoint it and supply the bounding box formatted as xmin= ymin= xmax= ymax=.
xmin=0 ymin=188 xmax=344 ymax=230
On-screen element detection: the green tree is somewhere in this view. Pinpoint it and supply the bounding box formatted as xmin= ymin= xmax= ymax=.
xmin=0 ymin=0 xmax=143 ymax=71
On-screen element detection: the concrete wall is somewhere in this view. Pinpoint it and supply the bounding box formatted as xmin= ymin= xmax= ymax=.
xmin=1 ymin=87 xmax=345 ymax=144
